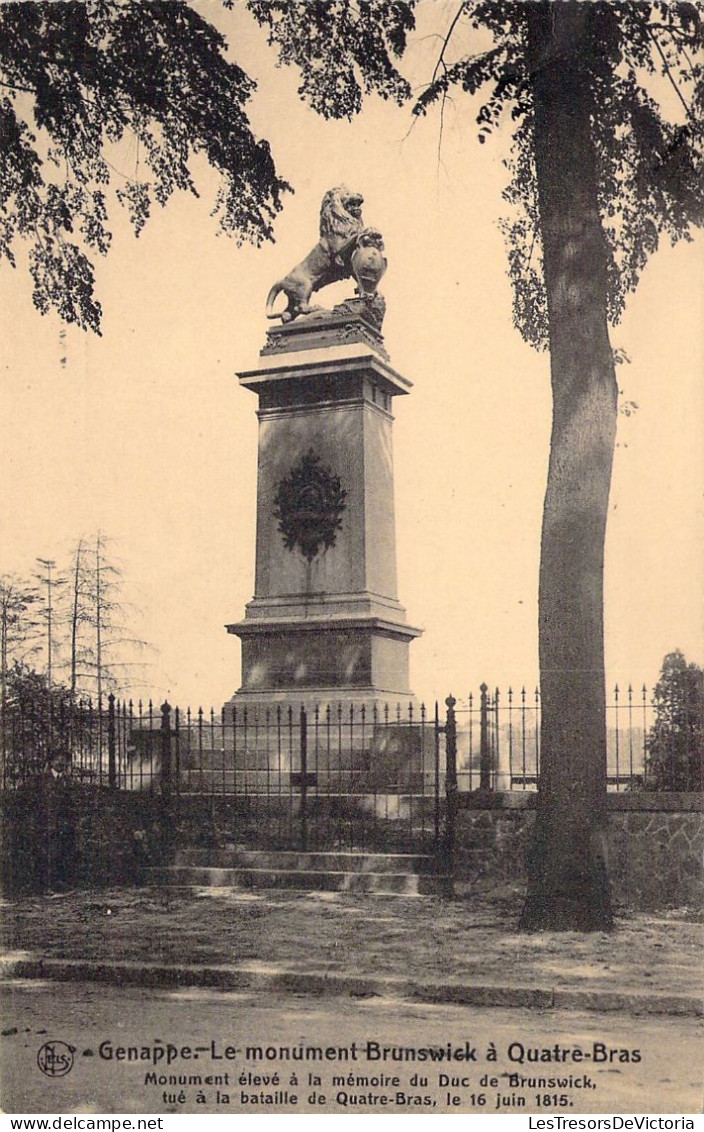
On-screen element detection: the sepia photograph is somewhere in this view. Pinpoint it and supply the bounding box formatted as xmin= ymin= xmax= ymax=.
xmin=0 ymin=0 xmax=702 ymax=1119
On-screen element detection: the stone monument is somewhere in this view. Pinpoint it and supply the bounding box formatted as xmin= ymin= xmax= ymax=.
xmin=226 ymin=187 xmax=421 ymax=712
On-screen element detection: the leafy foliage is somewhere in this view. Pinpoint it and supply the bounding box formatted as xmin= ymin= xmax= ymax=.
xmin=248 ymin=1 xmax=704 ymax=349
xmin=0 ymin=574 xmax=41 ymax=680
xmin=247 ymin=0 xmax=416 ymax=117
xmin=6 ymin=2 xmax=700 ymax=344
xmin=425 ymin=3 xmax=704 ymax=346
xmin=1 ymin=663 xmax=91 ymax=784
xmin=251 ymin=0 xmax=704 ymax=931
xmin=0 ymin=0 xmax=289 ymax=331
xmin=643 ymin=650 xmax=704 ymax=791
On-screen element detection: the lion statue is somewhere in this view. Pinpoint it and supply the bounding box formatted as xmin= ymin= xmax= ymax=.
xmin=266 ymin=186 xmax=370 ymax=323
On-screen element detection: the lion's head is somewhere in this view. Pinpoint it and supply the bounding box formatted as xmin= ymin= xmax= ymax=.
xmin=319 ymin=185 xmax=365 ymax=244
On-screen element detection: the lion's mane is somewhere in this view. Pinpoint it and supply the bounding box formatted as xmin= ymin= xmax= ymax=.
xmin=319 ymin=186 xmax=364 ymax=250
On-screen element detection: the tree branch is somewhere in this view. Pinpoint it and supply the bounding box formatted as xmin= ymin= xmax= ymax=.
xmin=430 ymin=1 xmax=467 ymax=90
xmin=0 ymin=79 xmax=36 ymax=95
xmin=405 ymin=2 xmax=465 ymax=154
xmin=647 ymin=24 xmax=694 ymax=120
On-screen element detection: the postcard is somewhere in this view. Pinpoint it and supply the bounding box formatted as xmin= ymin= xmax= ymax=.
xmin=0 ymin=0 xmax=702 ymax=1119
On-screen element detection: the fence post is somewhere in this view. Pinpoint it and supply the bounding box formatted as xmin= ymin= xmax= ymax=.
xmin=161 ymin=701 xmax=172 ymax=800
xmin=299 ymin=706 xmax=308 ymax=852
xmin=444 ymin=695 xmax=458 ymax=898
xmin=479 ymin=682 xmax=491 ymax=790
xmin=108 ymin=693 xmax=116 ymax=790
xmin=433 ymin=702 xmax=441 ymax=858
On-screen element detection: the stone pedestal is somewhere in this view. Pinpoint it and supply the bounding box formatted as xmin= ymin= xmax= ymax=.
xmin=226 ymin=313 xmax=421 ymax=712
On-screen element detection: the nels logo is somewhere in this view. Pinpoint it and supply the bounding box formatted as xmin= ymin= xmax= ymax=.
xmin=37 ymin=1040 xmax=74 ymax=1078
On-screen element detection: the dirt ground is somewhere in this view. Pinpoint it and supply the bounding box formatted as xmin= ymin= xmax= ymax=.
xmin=2 ymin=884 xmax=702 ymax=1002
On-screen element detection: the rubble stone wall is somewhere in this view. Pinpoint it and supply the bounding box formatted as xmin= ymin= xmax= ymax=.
xmin=453 ymin=793 xmax=703 ymax=910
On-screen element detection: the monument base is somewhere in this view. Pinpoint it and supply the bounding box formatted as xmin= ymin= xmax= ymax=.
xmin=227 ymin=612 xmax=420 ymax=710
xmin=223 ymin=615 xmax=425 ymax=794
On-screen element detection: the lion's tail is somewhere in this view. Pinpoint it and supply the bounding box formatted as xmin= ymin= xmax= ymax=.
xmin=266 ymin=281 xmax=283 ymax=319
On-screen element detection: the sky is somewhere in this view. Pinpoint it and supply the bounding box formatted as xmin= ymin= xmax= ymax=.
xmin=0 ymin=0 xmax=702 ymax=709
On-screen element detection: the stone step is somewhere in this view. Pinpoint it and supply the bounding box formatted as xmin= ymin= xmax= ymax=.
xmin=176 ymin=776 xmax=440 ymax=794
xmin=174 ymin=847 xmax=437 ymax=873
xmin=176 ymin=786 xmax=440 ymax=817
xmin=145 ymin=865 xmax=446 ymax=896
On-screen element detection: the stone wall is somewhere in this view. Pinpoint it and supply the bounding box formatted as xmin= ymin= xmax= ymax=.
xmin=606 ymin=798 xmax=703 ymax=911
xmin=3 ymin=781 xmax=701 ymax=910
xmin=453 ymin=793 xmax=703 ymax=911
xmin=0 ymin=784 xmax=174 ymax=895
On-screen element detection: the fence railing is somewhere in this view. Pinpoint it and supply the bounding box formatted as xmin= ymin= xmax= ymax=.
xmin=1 ymin=682 xmax=697 ymax=796
xmin=453 ymin=683 xmax=660 ymax=791
xmin=111 ymin=698 xmax=442 ymax=856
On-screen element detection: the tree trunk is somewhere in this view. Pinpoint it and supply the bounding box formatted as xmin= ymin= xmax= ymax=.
xmin=70 ymin=540 xmax=83 ymax=701
xmin=520 ymin=3 xmax=617 ymax=931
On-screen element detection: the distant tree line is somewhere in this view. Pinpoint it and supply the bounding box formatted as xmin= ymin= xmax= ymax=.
xmin=0 ymin=532 xmax=153 ymax=708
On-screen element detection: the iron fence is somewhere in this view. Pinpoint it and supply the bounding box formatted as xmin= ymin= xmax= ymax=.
xmin=452 ymin=683 xmax=664 ymax=791
xmin=159 ymin=700 xmax=442 ymax=856
xmin=1 ymin=681 xmax=696 ymax=800
xmin=1 ymin=694 xmax=111 ymax=790
xmin=1 ymin=695 xmax=444 ymax=856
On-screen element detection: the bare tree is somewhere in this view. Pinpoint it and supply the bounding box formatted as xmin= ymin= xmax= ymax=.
xmin=33 ymin=558 xmax=66 ymax=688
xmin=61 ymin=533 xmax=154 ymax=702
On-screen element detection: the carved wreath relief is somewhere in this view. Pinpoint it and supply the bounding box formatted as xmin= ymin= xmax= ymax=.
xmin=273 ymin=449 xmax=347 ymax=562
